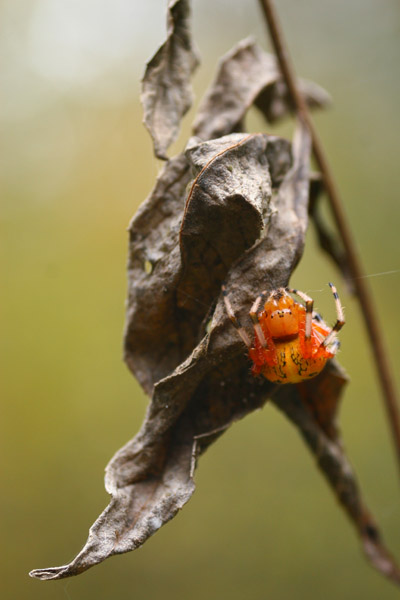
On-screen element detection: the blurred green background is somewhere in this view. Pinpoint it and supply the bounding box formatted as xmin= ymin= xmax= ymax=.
xmin=2 ymin=0 xmax=400 ymax=598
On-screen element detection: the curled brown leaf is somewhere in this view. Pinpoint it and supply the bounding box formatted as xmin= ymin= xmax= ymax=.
xmin=274 ymin=363 xmax=400 ymax=585
xmin=30 ymin=123 xmax=313 ymax=580
xmin=193 ymin=38 xmax=331 ymax=142
xmin=309 ymin=176 xmax=355 ymax=293
xmin=124 ymin=132 xmax=292 ymax=394
xmin=141 ymin=0 xmax=200 ymax=159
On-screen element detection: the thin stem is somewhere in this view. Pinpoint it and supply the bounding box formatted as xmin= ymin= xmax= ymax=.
xmin=258 ymin=0 xmax=400 ymax=473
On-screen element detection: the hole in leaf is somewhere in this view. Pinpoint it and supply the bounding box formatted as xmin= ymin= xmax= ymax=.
xmin=143 ymin=259 xmax=153 ymax=275
xmin=205 ymin=318 xmax=213 ymax=334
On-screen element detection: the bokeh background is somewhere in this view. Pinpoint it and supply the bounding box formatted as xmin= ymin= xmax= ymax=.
xmin=2 ymin=0 xmax=400 ymax=598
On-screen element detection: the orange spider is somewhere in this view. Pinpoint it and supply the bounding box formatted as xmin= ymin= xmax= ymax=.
xmin=222 ymin=283 xmax=345 ymax=384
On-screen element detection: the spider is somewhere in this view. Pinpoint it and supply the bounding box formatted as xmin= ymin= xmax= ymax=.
xmin=222 ymin=283 xmax=345 ymax=384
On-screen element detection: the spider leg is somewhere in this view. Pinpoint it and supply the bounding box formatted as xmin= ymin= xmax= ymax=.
xmin=286 ymin=287 xmax=313 ymax=339
xmin=249 ymin=290 xmax=269 ymax=348
xmin=321 ymin=282 xmax=345 ymax=348
xmin=222 ymin=286 xmax=251 ymax=348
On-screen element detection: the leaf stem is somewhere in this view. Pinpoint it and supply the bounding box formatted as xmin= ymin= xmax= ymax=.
xmin=258 ymin=0 xmax=400 ymax=474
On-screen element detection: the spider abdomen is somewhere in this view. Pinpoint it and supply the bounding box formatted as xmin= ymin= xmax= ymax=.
xmin=250 ymin=336 xmax=333 ymax=384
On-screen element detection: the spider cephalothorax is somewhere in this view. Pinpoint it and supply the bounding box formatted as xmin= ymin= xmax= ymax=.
xmin=223 ymin=284 xmax=345 ymax=384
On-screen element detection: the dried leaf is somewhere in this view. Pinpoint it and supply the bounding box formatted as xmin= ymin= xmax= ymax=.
xmin=255 ymin=77 xmax=331 ymax=124
xmin=273 ymin=362 xmax=400 ymax=585
xmin=193 ymin=38 xmax=330 ymax=141
xmin=124 ymin=153 xmax=192 ymax=394
xmin=141 ymin=0 xmax=199 ymax=159
xmin=178 ymin=133 xmax=291 ymax=317
xmin=30 ymin=122 xmax=312 ymax=580
xmin=124 ymin=132 xmax=292 ymax=394
xmin=309 ymin=176 xmax=355 ymax=293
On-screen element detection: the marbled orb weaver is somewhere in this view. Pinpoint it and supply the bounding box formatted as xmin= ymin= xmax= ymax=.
xmin=222 ymin=283 xmax=345 ymax=384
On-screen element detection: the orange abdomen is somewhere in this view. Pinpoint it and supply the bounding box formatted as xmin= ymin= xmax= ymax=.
xmin=258 ymin=336 xmax=331 ymax=383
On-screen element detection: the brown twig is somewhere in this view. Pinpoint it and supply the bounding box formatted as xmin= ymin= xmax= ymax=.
xmin=258 ymin=0 xmax=400 ymax=473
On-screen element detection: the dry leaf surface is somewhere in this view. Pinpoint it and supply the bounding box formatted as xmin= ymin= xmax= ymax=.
xmin=124 ymin=132 xmax=292 ymax=394
xmin=274 ymin=366 xmax=400 ymax=585
xmin=141 ymin=0 xmax=199 ymax=159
